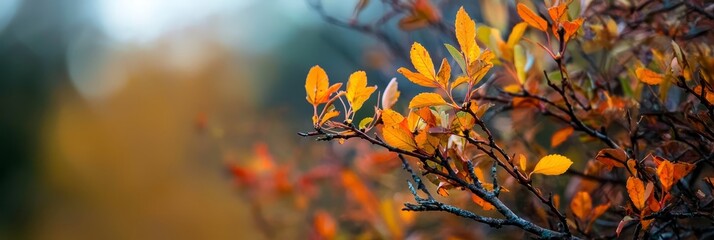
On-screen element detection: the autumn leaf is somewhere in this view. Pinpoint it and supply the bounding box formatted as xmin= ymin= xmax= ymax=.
xmin=693 ymin=85 xmax=714 ymax=104
xmin=320 ymin=110 xmax=341 ymax=126
xmin=551 ymin=127 xmax=574 ymax=147
xmin=415 ymin=131 xmax=440 ymax=154
xmin=410 ymin=42 xmax=436 ymax=79
xmin=436 ymin=58 xmax=451 ymax=88
xmin=346 ymin=71 xmax=377 ymax=112
xmin=595 ymin=148 xmax=627 ymax=170
xmin=571 ymin=191 xmax=592 ymax=221
xmin=514 ymin=44 xmax=527 ymax=84
xmin=530 ymin=154 xmax=573 ymax=176
xmin=398 ymin=67 xmax=439 ymax=88
xmin=636 ymin=67 xmax=664 ymax=85
xmin=313 ymin=210 xmax=337 ymax=239
xmin=382 ymin=78 xmax=400 ymax=109
xmin=471 ymin=194 xmax=495 ymax=210
xmin=562 ymin=18 xmax=583 ymax=42
xmin=455 ymin=7 xmax=479 ymax=61
xmin=381 ymin=109 xmax=405 ymax=127
xmin=547 ymin=3 xmax=568 ymax=23
xmin=409 ymin=92 xmax=449 ymax=109
xmin=305 ymin=65 xmax=343 ymax=106
xmin=358 ymin=117 xmax=373 ymax=130
xmin=506 ymin=22 xmax=528 ymax=48
xmin=517 ymin=153 xmax=527 ymax=172
xmin=657 ymin=160 xmax=675 ymax=192
xmin=627 ymin=177 xmax=646 ymax=211
xmin=517 ymin=3 xmax=548 ymax=32
xmin=382 ymin=125 xmax=418 ymax=151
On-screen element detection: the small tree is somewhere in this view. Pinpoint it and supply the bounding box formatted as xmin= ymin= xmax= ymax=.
xmin=299 ymin=0 xmax=714 ymax=239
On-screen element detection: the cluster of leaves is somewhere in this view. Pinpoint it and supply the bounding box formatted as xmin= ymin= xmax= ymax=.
xmin=298 ymin=0 xmax=714 ymax=239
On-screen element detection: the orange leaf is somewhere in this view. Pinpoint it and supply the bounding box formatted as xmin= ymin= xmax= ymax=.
xmin=657 ymin=160 xmax=675 ymax=192
xmin=547 ymin=3 xmax=568 ymax=23
xmin=562 ymin=18 xmax=583 ymax=42
xmin=627 ymin=177 xmax=646 ymax=211
xmin=381 ymin=109 xmax=406 ymax=127
xmin=517 ymin=3 xmax=548 ymax=32
xmin=471 ymin=194 xmax=495 ymax=210
xmin=636 ymin=67 xmax=664 ymax=85
xmin=591 ymin=203 xmax=610 ymax=221
xmin=415 ymin=131 xmax=440 ymax=154
xmin=341 ymin=170 xmax=379 ymax=218
xmin=305 ymin=65 xmax=332 ymax=105
xmin=409 ymin=92 xmax=449 ymax=109
xmin=551 ymin=126 xmax=574 ymax=147
xmin=595 ymin=148 xmax=627 ymax=170
xmin=693 ymin=85 xmax=714 ymax=104
xmin=319 ymin=110 xmax=341 ymax=126
xmin=517 ymin=153 xmax=527 ymax=172
xmin=397 ymin=67 xmax=439 ymax=88
xmin=382 ymin=125 xmax=418 ymax=151
xmin=313 ymin=210 xmax=337 ymax=239
xmin=436 ymin=58 xmax=451 ymax=88
xmin=571 ymin=191 xmax=592 ymax=221
xmin=455 ymin=6 xmax=479 ymax=61
xmin=409 ymin=42 xmax=436 ymax=79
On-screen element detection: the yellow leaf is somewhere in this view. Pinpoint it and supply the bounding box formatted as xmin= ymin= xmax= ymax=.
xmin=409 ymin=42 xmax=436 ymax=79
xmin=531 ymin=154 xmax=573 ymax=176
xmin=467 ymin=50 xmax=495 ymax=85
xmin=320 ymin=110 xmax=341 ymax=126
xmin=455 ymin=7 xmax=479 ymax=61
xmin=551 ymin=126 xmax=574 ymax=147
xmin=627 ymin=177 xmax=646 ymax=211
xmin=507 ymin=22 xmax=528 ymax=48
xmin=397 ymin=67 xmax=439 ymax=88
xmin=636 ymin=67 xmax=664 ymax=85
xmin=570 ymin=191 xmax=592 ymax=221
xmin=436 ymin=58 xmax=451 ymax=88
xmin=513 ymin=44 xmax=526 ymax=84
xmin=381 ymin=78 xmax=400 ymax=109
xmin=451 ymin=76 xmax=470 ymax=90
xmin=409 ymin=93 xmax=449 ymax=109
xmin=346 ymin=71 xmax=377 ymax=112
xmin=358 ymin=117 xmax=373 ymax=129
xmin=381 ymin=109 xmax=405 ymax=127
xmin=517 ymin=153 xmax=527 ymax=172
xmin=517 ymin=3 xmax=547 ymax=32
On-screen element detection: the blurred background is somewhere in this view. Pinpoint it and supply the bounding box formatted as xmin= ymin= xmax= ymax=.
xmin=0 ymin=0 xmax=528 ymax=239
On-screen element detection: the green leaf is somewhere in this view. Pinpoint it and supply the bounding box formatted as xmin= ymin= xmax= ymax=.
xmin=444 ymin=43 xmax=466 ymax=74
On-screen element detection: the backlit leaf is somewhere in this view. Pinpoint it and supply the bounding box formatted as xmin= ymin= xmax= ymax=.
xmin=517 ymin=153 xmax=527 ymax=172
xmin=436 ymin=58 xmax=451 ymax=88
xmin=455 ymin=7 xmax=479 ymax=61
xmin=409 ymin=42 xmax=436 ymax=78
xmin=657 ymin=160 xmax=675 ymax=192
xmin=444 ymin=43 xmax=466 ymax=73
xmin=381 ymin=109 xmax=405 ymax=127
xmin=320 ymin=110 xmax=341 ymax=126
xmin=571 ymin=191 xmax=592 ymax=221
xmin=506 ymin=22 xmax=528 ymax=48
xmin=471 ymin=194 xmax=495 ymax=210
xmin=398 ymin=67 xmax=439 ymax=88
xmin=409 ymin=93 xmax=449 ymax=109
xmin=551 ymin=126 xmax=574 ymax=147
xmin=346 ymin=71 xmax=377 ymax=112
xmin=358 ymin=117 xmax=373 ymax=130
xmin=548 ymin=3 xmax=568 ymax=22
xmin=517 ymin=3 xmax=548 ymax=32
xmin=382 ymin=125 xmax=417 ymax=151
xmin=562 ymin=18 xmax=583 ymax=42
xmin=636 ymin=67 xmax=664 ymax=85
xmin=306 ymin=65 xmax=341 ymax=105
xmin=514 ymin=44 xmax=526 ymax=84
xmin=531 ymin=154 xmax=573 ymax=176
xmin=627 ymin=177 xmax=646 ymax=211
